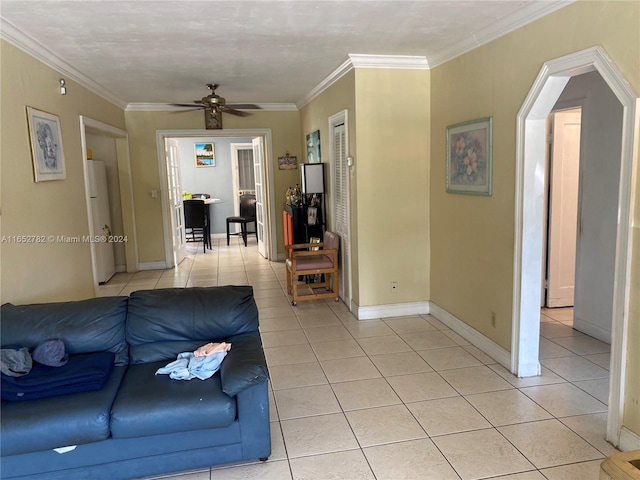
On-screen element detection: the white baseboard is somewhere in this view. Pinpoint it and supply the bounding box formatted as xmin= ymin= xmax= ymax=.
xmin=429 ymin=302 xmax=511 ymax=371
xmin=137 ymin=261 xmax=167 ymax=271
xmin=573 ymin=315 xmax=612 ymax=344
xmin=619 ymin=426 xmax=640 ymax=452
xmin=354 ymin=301 xmax=430 ymax=320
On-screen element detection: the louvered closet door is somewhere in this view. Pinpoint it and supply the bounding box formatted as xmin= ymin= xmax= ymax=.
xmin=166 ymin=139 xmax=186 ymax=265
xmin=333 ymin=124 xmax=351 ymax=304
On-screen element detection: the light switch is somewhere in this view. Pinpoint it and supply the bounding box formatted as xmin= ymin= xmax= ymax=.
xmin=151 ymin=189 xmax=158 ymax=199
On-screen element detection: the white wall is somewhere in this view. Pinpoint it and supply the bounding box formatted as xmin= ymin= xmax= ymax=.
xmin=556 ymin=71 xmax=623 ymax=343
xmin=176 ymin=136 xmax=252 ymax=234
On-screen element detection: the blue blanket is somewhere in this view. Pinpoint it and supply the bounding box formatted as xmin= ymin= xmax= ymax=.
xmin=1 ymin=351 xmax=114 ymax=401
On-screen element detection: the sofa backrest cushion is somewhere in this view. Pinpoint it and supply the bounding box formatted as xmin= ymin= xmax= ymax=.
xmin=126 ymin=286 xmax=259 ymax=364
xmin=0 ymin=297 xmax=129 ymax=366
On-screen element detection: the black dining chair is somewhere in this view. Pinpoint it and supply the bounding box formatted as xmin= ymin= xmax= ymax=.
xmin=183 ymin=199 xmax=209 ymax=252
xmin=226 ymin=194 xmax=256 ymax=247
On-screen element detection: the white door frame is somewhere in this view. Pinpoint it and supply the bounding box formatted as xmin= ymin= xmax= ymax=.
xmin=156 ymin=129 xmax=276 ymax=265
xmin=513 ymin=46 xmax=637 ymax=448
xmin=79 ymin=116 xmax=139 ymax=293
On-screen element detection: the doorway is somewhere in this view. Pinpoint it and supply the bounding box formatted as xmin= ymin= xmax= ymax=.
xmin=513 ymin=47 xmax=637 ymax=448
xmin=156 ymin=129 xmax=276 ymax=266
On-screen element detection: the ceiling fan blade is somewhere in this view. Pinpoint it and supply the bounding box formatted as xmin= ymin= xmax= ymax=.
xmin=221 ymin=107 xmax=251 ymax=117
xmin=170 ymin=107 xmax=205 ymax=113
xmin=226 ymin=104 xmax=261 ymax=110
xmin=170 ymin=103 xmax=206 ymax=108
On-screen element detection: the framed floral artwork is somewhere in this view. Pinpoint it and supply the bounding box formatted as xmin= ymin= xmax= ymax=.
xmin=446 ymin=117 xmax=492 ymax=195
xmin=26 ymin=107 xmax=66 ymax=182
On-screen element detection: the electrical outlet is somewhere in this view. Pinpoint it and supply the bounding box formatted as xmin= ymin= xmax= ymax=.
xmin=491 ymin=312 xmax=496 ymax=328
xmin=391 ymin=281 xmax=398 ymax=293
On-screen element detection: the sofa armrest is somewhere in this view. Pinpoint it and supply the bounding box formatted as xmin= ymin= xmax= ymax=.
xmin=220 ymin=331 xmax=269 ymax=397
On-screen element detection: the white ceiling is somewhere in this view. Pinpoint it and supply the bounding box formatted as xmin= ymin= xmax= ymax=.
xmin=1 ymin=0 xmax=572 ymax=109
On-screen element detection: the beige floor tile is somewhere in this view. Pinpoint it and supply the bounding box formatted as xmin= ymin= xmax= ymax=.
xmin=550 ymin=335 xmax=611 ymax=356
xmin=259 ymin=306 xmax=297 ymax=319
xmin=252 ymin=288 xmax=287 ymax=299
xmin=488 ymin=363 xmax=565 ymax=388
xmin=540 ymin=460 xmax=603 ymax=480
xmin=356 ymin=335 xmax=412 ymax=355
xmin=382 ymin=316 xmax=438 ymax=334
xmin=311 ymin=339 xmax=366 ymax=361
xmin=539 ymin=338 xmax=575 ymax=359
xmin=520 ymin=383 xmax=607 ymax=417
xmin=434 ymin=428 xmax=534 ymax=480
xmin=559 ymin=413 xmax=619 ymax=457
xmin=441 ymin=329 xmax=470 ymax=346
xmin=489 ymin=472 xmax=546 ymax=479
xmin=251 ymin=281 xmax=283 ymax=291
xmin=386 ymin=372 xmax=459 ymax=403
xmin=465 ymin=389 xmax=552 ymax=426
xmin=269 ymin=362 xmax=328 ymax=390
xmin=151 ymin=468 xmax=210 ymax=479
xmin=540 ymin=322 xmax=579 ymax=339
xmin=296 ymin=312 xmax=342 ymax=328
xmin=269 ymin=421 xmax=288 ymax=461
xmin=363 ymin=438 xmax=459 ymax=480
xmin=399 ymin=330 xmax=457 ymax=350
xmin=462 ymin=345 xmax=498 ymax=364
xmin=264 ymin=344 xmax=317 ymax=366
xmin=320 ymin=356 xmax=381 ymax=383
xmin=345 ymin=404 xmax=427 ymax=447
xmin=210 ymin=460 xmax=292 ymax=480
xmin=540 ymin=356 xmax=609 ymax=381
xmin=274 ymin=384 xmax=341 ymax=420
xmin=268 ymin=391 xmax=278 ymax=421
xmin=582 ymin=352 xmax=611 ymax=370
xmin=541 ymin=308 xmax=574 ymax=322
xmin=332 ymin=378 xmax=401 ymax=411
xmin=303 ymin=324 xmax=353 ymax=343
xmin=336 ymin=311 xmax=360 ymax=324
xmin=259 ymin=316 xmax=301 ymax=332
xmin=281 ymin=413 xmax=359 ymax=458
xmin=421 ymin=314 xmax=448 ymax=330
xmin=260 ymin=329 xmax=309 ymax=348
xmin=368 ymin=351 xmax=433 ymax=377
xmin=498 ymin=419 xmax=603 ymax=469
xmin=344 ymin=320 xmax=395 ymax=338
xmin=438 ymin=365 xmax=514 ymax=395
xmin=289 ymin=449 xmax=374 ymax=480
xmin=417 ymin=346 xmax=482 ymax=371
xmin=407 ymin=396 xmax=491 ymax=436
xmin=573 ymin=377 xmax=610 ymax=404
xmin=254 ymin=296 xmax=291 ymax=309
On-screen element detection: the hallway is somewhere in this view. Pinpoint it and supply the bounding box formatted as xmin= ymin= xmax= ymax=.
xmin=99 ymin=238 xmax=617 ymax=480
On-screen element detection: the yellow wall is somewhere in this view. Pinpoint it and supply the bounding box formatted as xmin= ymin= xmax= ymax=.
xmin=300 ymin=69 xmax=431 ymax=308
xmin=354 ymin=68 xmax=430 ymax=306
xmin=299 ymin=72 xmax=359 ymax=300
xmin=124 ymin=109 xmax=301 ymax=263
xmin=430 ymin=0 xmax=639 ymax=434
xmin=1 ymin=41 xmax=126 ymax=303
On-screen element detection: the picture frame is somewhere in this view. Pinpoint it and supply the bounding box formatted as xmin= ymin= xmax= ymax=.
xmin=26 ymin=107 xmax=66 ymax=182
xmin=446 ymin=117 xmax=493 ymax=195
xmin=278 ymin=153 xmax=298 ymax=170
xmin=306 ymin=130 xmax=321 ymax=164
xmin=195 ymin=142 xmax=215 ymax=167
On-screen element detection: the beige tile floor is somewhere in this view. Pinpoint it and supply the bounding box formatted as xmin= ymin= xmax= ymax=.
xmin=100 ymin=238 xmax=618 ymax=480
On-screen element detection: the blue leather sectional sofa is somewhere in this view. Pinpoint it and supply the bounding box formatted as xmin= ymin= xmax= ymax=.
xmin=1 ymin=286 xmax=270 ymax=479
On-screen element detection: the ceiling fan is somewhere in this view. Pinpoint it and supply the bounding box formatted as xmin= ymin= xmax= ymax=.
xmin=171 ymin=84 xmax=261 ymax=129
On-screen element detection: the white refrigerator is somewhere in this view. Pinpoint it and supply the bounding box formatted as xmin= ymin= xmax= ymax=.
xmin=87 ymin=160 xmax=116 ymax=284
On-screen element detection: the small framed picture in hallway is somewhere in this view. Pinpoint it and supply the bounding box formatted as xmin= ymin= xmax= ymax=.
xmin=446 ymin=117 xmax=493 ymax=195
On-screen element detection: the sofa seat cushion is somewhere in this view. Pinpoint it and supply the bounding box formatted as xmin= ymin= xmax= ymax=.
xmin=110 ymin=361 xmax=236 ymax=439
xmin=0 ymin=365 xmax=126 ymax=457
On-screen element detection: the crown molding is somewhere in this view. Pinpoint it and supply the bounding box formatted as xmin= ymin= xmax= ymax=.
xmin=428 ymin=0 xmax=575 ymax=68
xmin=0 ymin=18 xmax=128 ymax=109
xmin=348 ymin=54 xmax=429 ymax=70
xmin=125 ymin=102 xmax=298 ymax=112
xmin=297 ymin=54 xmax=428 ymax=109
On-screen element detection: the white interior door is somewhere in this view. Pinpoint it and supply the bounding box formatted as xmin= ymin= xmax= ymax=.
xmin=166 ymin=139 xmax=187 ymax=265
xmin=546 ymin=109 xmax=581 ymax=307
xmin=331 ymin=115 xmax=351 ymax=306
xmin=252 ymin=137 xmax=267 ymax=258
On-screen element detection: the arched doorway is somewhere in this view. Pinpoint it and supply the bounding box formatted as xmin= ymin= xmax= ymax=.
xmin=513 ymin=47 xmax=637 ymax=448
